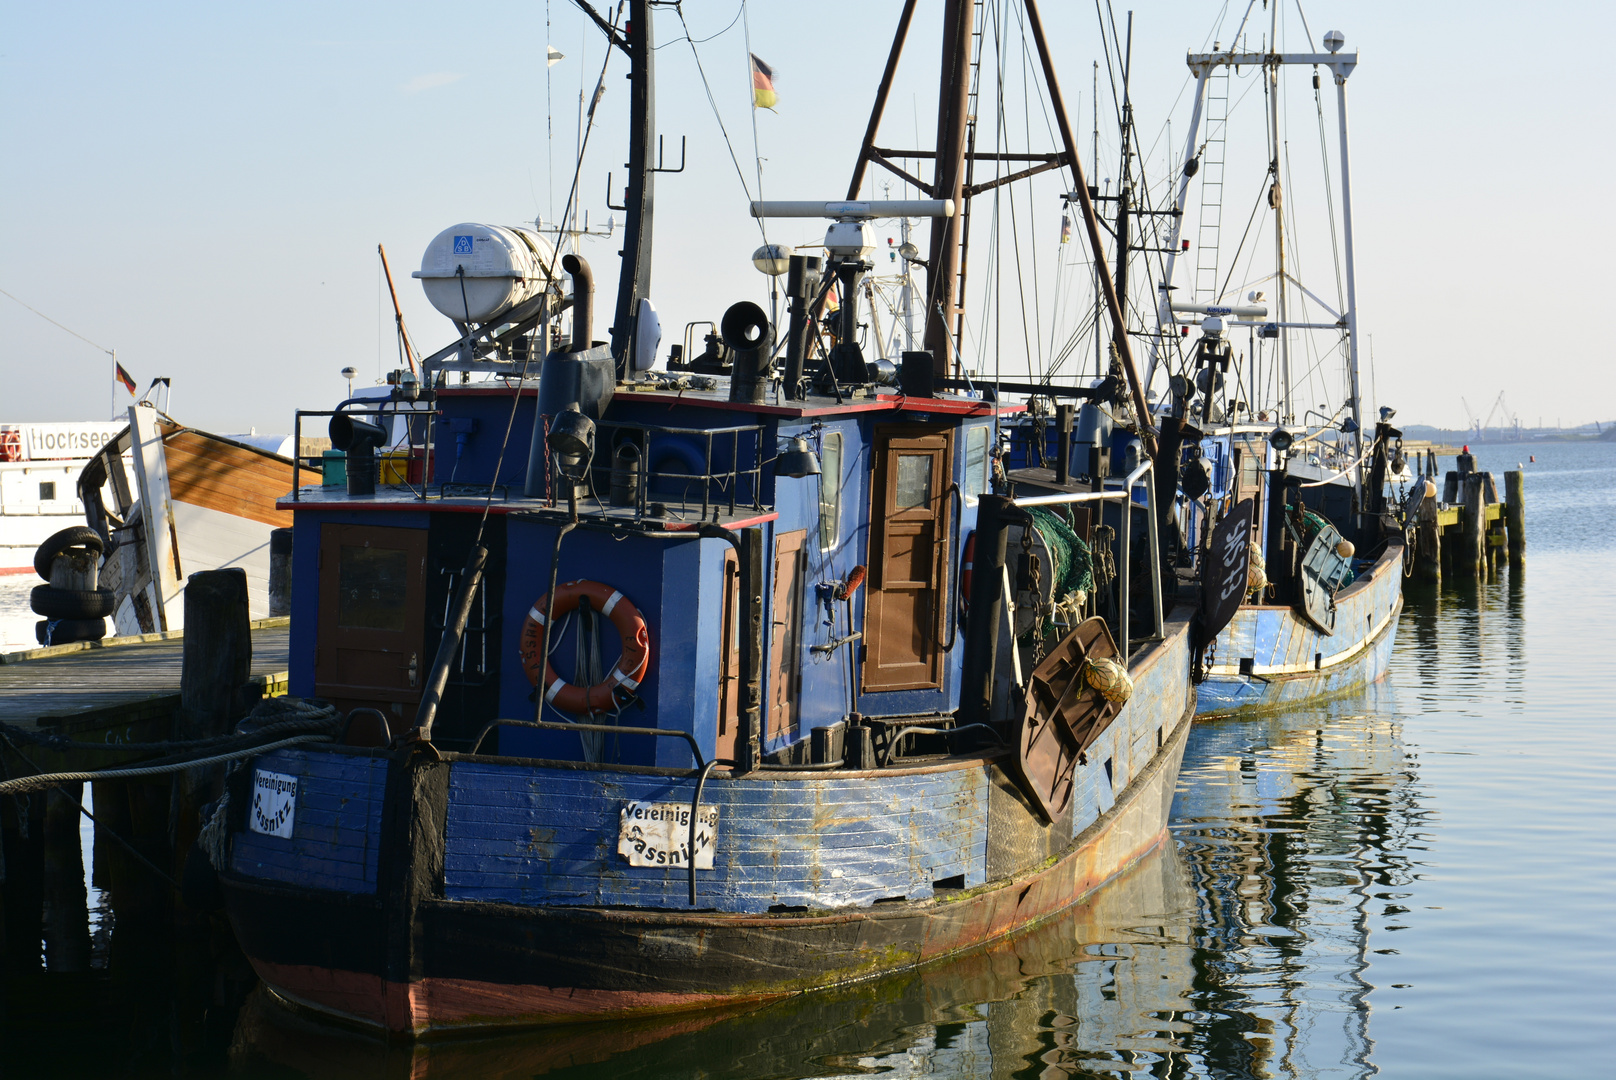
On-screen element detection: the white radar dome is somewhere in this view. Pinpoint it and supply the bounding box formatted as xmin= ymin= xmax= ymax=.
xmin=414 ymin=223 xmax=557 ymax=324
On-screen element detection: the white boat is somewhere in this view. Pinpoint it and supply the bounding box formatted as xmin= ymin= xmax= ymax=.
xmin=78 ymin=403 xmax=297 ymax=633
xmin=0 ymin=421 xmax=125 ymax=575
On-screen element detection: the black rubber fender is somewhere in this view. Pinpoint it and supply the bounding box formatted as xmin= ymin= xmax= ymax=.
xmin=35 ymin=617 xmax=107 ymax=646
xmin=30 ymin=585 xmax=116 ymax=620
xmin=33 ymin=525 xmax=104 ymax=580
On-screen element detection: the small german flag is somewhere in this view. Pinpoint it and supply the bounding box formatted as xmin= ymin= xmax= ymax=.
xmin=749 ymin=53 xmax=777 ymax=111
xmin=115 ymin=360 xmax=137 ymax=396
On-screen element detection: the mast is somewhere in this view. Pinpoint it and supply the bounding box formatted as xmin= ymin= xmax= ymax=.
xmin=924 ymin=0 xmax=974 ymax=377
xmin=605 ymin=0 xmax=654 ymax=374
xmin=1268 ymin=9 xmax=1292 ymax=421
xmin=1110 ymin=14 xmax=1134 ymax=360
xmin=841 ymin=0 xmax=1156 ymax=454
xmin=1332 ymin=41 xmax=1365 ymax=491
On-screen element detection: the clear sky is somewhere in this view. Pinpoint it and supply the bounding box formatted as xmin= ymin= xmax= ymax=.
xmin=2 ymin=1 xmax=1610 ymax=435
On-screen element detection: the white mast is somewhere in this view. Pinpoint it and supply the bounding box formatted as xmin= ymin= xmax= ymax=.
xmin=1269 ymin=5 xmax=1292 ymax=422
xmin=1326 ymin=30 xmax=1365 ymax=490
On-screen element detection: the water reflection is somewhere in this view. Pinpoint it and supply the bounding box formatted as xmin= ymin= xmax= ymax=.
xmin=227 ymin=843 xmax=1198 ymax=1079
xmin=1172 ymin=686 xmax=1424 ymax=1079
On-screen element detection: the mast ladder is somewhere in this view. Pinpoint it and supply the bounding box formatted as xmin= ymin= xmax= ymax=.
xmin=1192 ymin=64 xmax=1230 ymax=303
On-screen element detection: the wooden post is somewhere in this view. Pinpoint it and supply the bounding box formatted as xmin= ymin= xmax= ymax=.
xmin=1417 ymin=488 xmax=1441 ymax=583
xmin=41 ymin=785 xmax=90 ymax=972
xmin=1 ymin=791 xmax=45 ymax=973
xmin=175 ymin=569 xmax=253 ymax=880
xmin=178 ymin=568 xmax=253 ymax=741
xmin=268 ymin=528 xmax=293 ymax=617
xmin=1505 ymin=470 xmax=1526 ymax=569
xmin=1461 ymin=474 xmax=1486 ymax=580
xmin=737 ymin=528 xmax=765 ymax=772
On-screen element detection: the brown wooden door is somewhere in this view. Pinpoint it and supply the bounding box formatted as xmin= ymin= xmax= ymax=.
xmin=716 ymin=546 xmax=743 ymax=761
xmin=863 ymin=426 xmax=952 ymax=692
xmin=768 ymin=529 xmax=807 ymax=740
xmin=314 ymin=523 xmax=429 ymax=726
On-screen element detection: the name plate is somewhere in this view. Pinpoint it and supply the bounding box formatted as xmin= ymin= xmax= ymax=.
xmin=250 ymin=770 xmax=298 ymax=838
xmin=618 ymin=801 xmax=719 ymax=869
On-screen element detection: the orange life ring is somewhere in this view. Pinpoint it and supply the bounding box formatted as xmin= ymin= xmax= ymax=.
xmin=959 ymin=530 xmax=976 ymax=613
xmin=517 ymin=580 xmax=651 ymax=714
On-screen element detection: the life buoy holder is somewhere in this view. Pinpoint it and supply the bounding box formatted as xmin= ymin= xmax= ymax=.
xmin=518 ymin=580 xmax=651 ymax=714
xmin=959 ymin=530 xmax=977 ymax=613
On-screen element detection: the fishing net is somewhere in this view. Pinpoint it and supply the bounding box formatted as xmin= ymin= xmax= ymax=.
xmin=1021 ymin=507 xmax=1096 ymax=641
xmin=1026 ymin=507 xmax=1094 ymax=601
xmin=1246 ymin=540 xmax=1268 ymax=599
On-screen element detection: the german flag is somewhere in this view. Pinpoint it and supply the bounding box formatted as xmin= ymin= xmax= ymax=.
xmin=750 ymin=53 xmax=777 ymax=111
xmin=114 ymin=360 xmax=137 ymax=396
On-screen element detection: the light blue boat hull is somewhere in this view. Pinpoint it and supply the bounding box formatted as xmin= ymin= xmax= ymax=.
xmin=1195 ymin=539 xmax=1403 ymax=716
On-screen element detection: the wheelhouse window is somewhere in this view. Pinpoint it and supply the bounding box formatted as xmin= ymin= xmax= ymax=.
xmin=338 ymin=544 xmax=408 ymax=630
xmin=818 ymin=432 xmax=843 ymax=551
xmin=38 ymin=481 xmax=56 ymax=501
xmin=964 ymin=425 xmax=990 ymax=502
xmin=895 ymin=454 xmax=932 ymax=510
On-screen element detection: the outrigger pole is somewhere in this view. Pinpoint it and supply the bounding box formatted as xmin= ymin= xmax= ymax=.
xmin=845 ymin=0 xmax=1157 ymax=459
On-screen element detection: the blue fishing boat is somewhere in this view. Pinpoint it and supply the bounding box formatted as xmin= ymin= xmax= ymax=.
xmin=213 ymin=0 xmax=1202 ymax=1035
xmin=1131 ymin=20 xmax=1407 ymax=716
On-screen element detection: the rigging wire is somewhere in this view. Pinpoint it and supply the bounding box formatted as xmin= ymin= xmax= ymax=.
xmin=475 ymin=2 xmax=623 ymax=539
xmin=674 ymin=4 xmax=768 ymax=245
xmin=739 ymin=0 xmax=771 ymax=259
xmin=654 ymin=0 xmax=741 ymax=48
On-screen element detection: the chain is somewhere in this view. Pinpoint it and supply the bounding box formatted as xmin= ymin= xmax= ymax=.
xmin=1020 ymin=528 xmax=1050 ymax=664
xmin=1092 ymin=524 xmax=1117 ymax=586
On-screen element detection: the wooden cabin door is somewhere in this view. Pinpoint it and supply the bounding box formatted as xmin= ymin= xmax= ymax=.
xmin=768 ymin=530 xmax=807 ymax=740
xmin=314 ymin=523 xmax=429 ymax=729
xmin=863 ymin=426 xmax=952 ymax=692
xmin=716 ymin=546 xmax=743 ymax=760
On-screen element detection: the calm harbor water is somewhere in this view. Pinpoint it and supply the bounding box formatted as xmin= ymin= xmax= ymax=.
xmin=3 ymin=441 xmax=1612 ymax=1077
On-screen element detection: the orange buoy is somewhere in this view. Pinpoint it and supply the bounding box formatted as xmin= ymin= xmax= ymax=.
xmin=518 ymin=580 xmax=651 ymax=714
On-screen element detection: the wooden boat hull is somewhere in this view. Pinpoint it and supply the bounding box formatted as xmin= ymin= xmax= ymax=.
xmin=228 ymin=840 xmax=1195 ymax=1076
xmin=220 ymin=618 xmax=1194 ymax=1036
xmin=1195 ymin=537 xmax=1403 ymax=716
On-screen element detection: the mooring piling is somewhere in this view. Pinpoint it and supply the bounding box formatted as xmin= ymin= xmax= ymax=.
xmin=1461 ymin=473 xmax=1487 ymax=580
xmin=1417 ymin=488 xmax=1441 ymax=582
xmin=1505 ymin=470 xmax=1526 ymax=568
xmin=41 ymin=784 xmax=90 ymax=973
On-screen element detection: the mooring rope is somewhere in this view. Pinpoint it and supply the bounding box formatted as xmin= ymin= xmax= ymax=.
xmin=0 ymin=734 xmax=334 ymax=798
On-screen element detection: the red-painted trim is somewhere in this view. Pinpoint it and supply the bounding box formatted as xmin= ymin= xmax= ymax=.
xmin=0 ymin=564 xmax=35 ymax=576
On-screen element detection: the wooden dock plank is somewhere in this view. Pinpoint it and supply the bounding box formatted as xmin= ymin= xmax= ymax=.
xmin=0 ymin=622 xmax=289 ymax=729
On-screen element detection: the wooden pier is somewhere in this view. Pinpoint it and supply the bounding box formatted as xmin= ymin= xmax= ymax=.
xmin=1 ymin=598 xmax=288 ymax=978
xmin=0 ymin=619 xmax=289 ymax=747
xmin=1407 ymin=449 xmax=1524 ymax=584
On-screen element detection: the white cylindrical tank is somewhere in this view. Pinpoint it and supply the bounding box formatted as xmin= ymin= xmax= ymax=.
xmin=413 ymin=223 xmax=556 ymax=324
